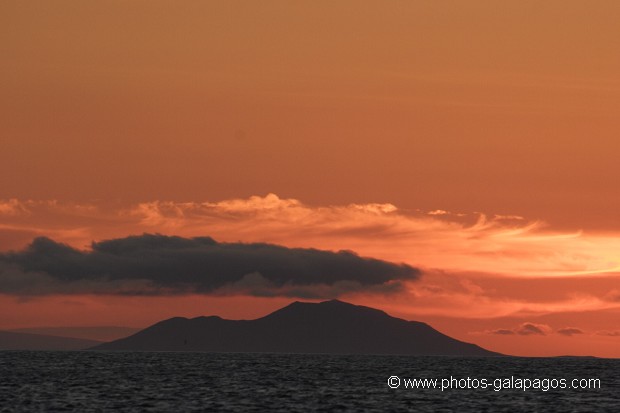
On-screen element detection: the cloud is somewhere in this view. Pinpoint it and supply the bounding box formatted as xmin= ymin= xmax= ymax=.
xmin=595 ymin=330 xmax=620 ymax=337
xmin=0 ymin=199 xmax=29 ymax=216
xmin=482 ymin=322 xmax=552 ymax=336
xmin=556 ymin=327 xmax=584 ymax=337
xmin=3 ymin=193 xmax=620 ymax=278
xmin=484 ymin=323 xmax=587 ymax=337
xmin=516 ymin=323 xmax=550 ymax=336
xmin=0 ymin=234 xmax=419 ymax=298
xmin=490 ymin=329 xmax=515 ymax=335
xmin=604 ymin=289 xmax=620 ymax=302
xmin=493 ymin=214 xmax=524 ymax=221
xmin=3 ymin=194 xmax=620 ymax=319
xmin=428 ymin=209 xmax=449 ymax=216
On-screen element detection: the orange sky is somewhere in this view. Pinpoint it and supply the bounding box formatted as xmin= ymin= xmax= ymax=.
xmin=1 ymin=1 xmax=620 ymax=357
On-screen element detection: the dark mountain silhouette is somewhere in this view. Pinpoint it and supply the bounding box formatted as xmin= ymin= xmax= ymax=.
xmin=93 ymin=300 xmax=501 ymax=356
xmin=0 ymin=330 xmax=102 ymax=351
xmin=10 ymin=326 xmax=140 ymax=342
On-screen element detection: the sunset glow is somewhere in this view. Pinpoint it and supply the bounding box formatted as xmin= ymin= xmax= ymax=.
xmin=2 ymin=0 xmax=620 ymax=358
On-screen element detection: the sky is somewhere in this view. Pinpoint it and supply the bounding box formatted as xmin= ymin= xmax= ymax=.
xmin=1 ymin=1 xmax=620 ymax=357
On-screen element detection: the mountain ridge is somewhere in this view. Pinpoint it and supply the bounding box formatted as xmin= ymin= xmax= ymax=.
xmin=0 ymin=330 xmax=102 ymax=351
xmin=92 ymin=300 xmax=503 ymax=356
xmin=9 ymin=326 xmax=140 ymax=342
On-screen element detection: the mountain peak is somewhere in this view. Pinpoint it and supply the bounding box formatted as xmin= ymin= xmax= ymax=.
xmin=259 ymin=299 xmax=389 ymax=324
xmin=320 ymin=299 xmax=351 ymax=306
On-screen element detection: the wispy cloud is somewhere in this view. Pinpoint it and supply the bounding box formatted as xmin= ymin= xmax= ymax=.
xmin=516 ymin=323 xmax=551 ymax=336
xmin=0 ymin=199 xmax=29 ymax=216
xmin=3 ymin=194 xmax=620 ymax=319
xmin=481 ymin=325 xmax=588 ymax=337
xmin=3 ymin=194 xmax=620 ymax=278
xmin=490 ymin=329 xmax=515 ymax=336
xmin=557 ymin=327 xmax=584 ymax=337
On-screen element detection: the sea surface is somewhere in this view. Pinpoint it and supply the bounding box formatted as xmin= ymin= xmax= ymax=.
xmin=0 ymin=352 xmax=618 ymax=412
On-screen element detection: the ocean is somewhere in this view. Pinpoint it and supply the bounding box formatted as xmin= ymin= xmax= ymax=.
xmin=0 ymin=352 xmax=618 ymax=412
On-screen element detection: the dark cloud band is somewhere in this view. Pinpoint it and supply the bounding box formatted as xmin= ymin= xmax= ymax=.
xmin=0 ymin=234 xmax=419 ymax=298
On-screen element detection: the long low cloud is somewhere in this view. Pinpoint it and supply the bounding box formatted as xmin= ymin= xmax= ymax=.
xmin=3 ymin=194 xmax=620 ymax=278
xmin=0 ymin=234 xmax=419 ymax=297
xmin=3 ymin=194 xmax=620 ymax=319
xmin=485 ymin=324 xmax=585 ymax=337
